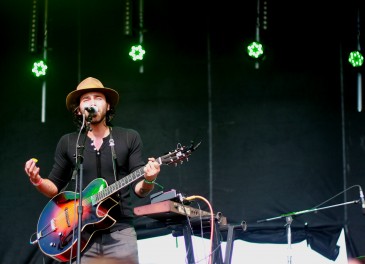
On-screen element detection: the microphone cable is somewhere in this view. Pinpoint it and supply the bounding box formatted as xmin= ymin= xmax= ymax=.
xmin=311 ymin=184 xmax=362 ymax=210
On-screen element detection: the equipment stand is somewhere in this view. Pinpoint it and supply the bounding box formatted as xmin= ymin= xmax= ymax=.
xmin=175 ymin=218 xmax=224 ymax=264
xmin=182 ymin=223 xmax=195 ymax=264
xmin=256 ymin=199 xmax=360 ymax=264
xmin=285 ymin=216 xmax=292 ymax=264
xmin=223 ymin=224 xmax=236 ymax=264
xmin=223 ymin=221 xmax=247 ymax=264
xmin=75 ymin=116 xmax=92 ymax=264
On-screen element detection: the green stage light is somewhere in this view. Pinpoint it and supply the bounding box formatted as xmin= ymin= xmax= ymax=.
xmin=349 ymin=51 xmax=364 ymax=67
xmin=129 ymin=45 xmax=145 ymax=61
xmin=348 ymin=51 xmax=364 ymax=67
xmin=247 ymin=41 xmax=264 ymax=59
xmin=32 ymin=60 xmax=48 ymax=77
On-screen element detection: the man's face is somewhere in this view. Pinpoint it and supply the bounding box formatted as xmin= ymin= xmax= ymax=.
xmin=78 ymin=91 xmax=110 ymax=123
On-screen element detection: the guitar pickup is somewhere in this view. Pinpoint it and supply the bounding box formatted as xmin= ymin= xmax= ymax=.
xmin=64 ymin=208 xmax=71 ymax=227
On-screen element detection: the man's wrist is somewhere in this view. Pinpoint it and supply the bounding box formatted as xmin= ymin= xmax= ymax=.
xmin=30 ymin=177 xmax=43 ymax=186
xmin=144 ymin=178 xmax=156 ymax=185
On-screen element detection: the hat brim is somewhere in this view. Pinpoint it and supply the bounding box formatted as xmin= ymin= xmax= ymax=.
xmin=66 ymin=87 xmax=119 ymax=112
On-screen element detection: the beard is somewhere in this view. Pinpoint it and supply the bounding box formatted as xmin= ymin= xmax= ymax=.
xmin=89 ymin=113 xmax=107 ymax=125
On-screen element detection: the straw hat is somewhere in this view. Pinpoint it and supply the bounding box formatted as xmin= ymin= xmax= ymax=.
xmin=66 ymin=77 xmax=119 ymax=111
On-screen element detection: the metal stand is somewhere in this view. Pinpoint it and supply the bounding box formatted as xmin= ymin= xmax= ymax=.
xmin=212 ymin=219 xmax=224 ymax=264
xmin=224 ymin=224 xmax=236 ymax=264
xmin=174 ymin=218 xmax=224 ymax=264
xmin=75 ymin=116 xmax=92 ymax=264
xmin=256 ymin=199 xmax=360 ymax=264
xmin=182 ymin=223 xmax=195 ymax=264
xmin=285 ymin=216 xmax=292 ymax=264
xmin=223 ymin=221 xmax=247 ymax=264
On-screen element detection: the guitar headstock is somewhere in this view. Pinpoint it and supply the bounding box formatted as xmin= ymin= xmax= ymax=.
xmin=159 ymin=141 xmax=201 ymax=166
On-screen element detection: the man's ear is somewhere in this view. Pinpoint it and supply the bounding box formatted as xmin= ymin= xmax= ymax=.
xmin=107 ymin=103 xmax=110 ymax=111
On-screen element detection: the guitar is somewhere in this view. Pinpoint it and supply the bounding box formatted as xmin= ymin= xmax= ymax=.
xmin=33 ymin=142 xmax=200 ymax=262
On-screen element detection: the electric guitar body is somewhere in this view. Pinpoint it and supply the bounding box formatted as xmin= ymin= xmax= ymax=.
xmin=37 ymin=178 xmax=117 ymax=262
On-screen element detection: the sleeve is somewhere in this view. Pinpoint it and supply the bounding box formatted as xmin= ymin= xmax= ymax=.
xmin=123 ymin=128 xmax=146 ymax=194
xmin=47 ymin=134 xmax=75 ymax=191
xmin=127 ymin=129 xmax=145 ymax=172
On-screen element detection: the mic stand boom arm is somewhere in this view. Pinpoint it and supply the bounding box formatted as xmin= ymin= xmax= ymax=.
xmin=256 ymin=199 xmax=360 ymax=223
xmin=256 ymin=199 xmax=360 ymax=264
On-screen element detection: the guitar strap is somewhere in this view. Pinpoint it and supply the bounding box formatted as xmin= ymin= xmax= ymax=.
xmin=108 ymin=127 xmax=119 ymax=182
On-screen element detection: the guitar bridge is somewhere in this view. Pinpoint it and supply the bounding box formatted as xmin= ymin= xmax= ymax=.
xmin=38 ymin=219 xmax=57 ymax=239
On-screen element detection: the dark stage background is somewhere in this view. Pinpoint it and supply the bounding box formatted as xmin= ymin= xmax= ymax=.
xmin=1 ymin=0 xmax=365 ymax=263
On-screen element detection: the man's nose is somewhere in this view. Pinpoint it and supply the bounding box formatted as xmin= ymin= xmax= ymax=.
xmin=90 ymin=98 xmax=97 ymax=105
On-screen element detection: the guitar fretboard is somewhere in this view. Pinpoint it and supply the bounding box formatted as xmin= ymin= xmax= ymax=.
xmin=88 ymin=148 xmax=191 ymax=206
xmin=91 ymin=167 xmax=145 ymax=205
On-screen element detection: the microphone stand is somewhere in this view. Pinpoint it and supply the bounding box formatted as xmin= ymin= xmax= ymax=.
xmin=285 ymin=215 xmax=292 ymax=264
xmin=75 ymin=115 xmax=93 ymax=264
xmin=256 ymin=199 xmax=360 ymax=264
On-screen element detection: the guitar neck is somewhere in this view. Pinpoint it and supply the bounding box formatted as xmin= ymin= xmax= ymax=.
xmin=91 ymin=157 xmax=162 ymax=205
xmin=88 ymin=141 xmax=197 ymax=205
xmin=91 ymin=167 xmax=143 ymax=205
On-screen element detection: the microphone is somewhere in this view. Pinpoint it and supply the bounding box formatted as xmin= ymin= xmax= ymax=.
xmin=84 ymin=106 xmax=98 ymax=115
xmin=359 ymin=186 xmax=365 ymax=215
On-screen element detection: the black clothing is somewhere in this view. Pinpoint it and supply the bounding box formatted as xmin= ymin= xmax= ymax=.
xmin=48 ymin=126 xmax=146 ymax=230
